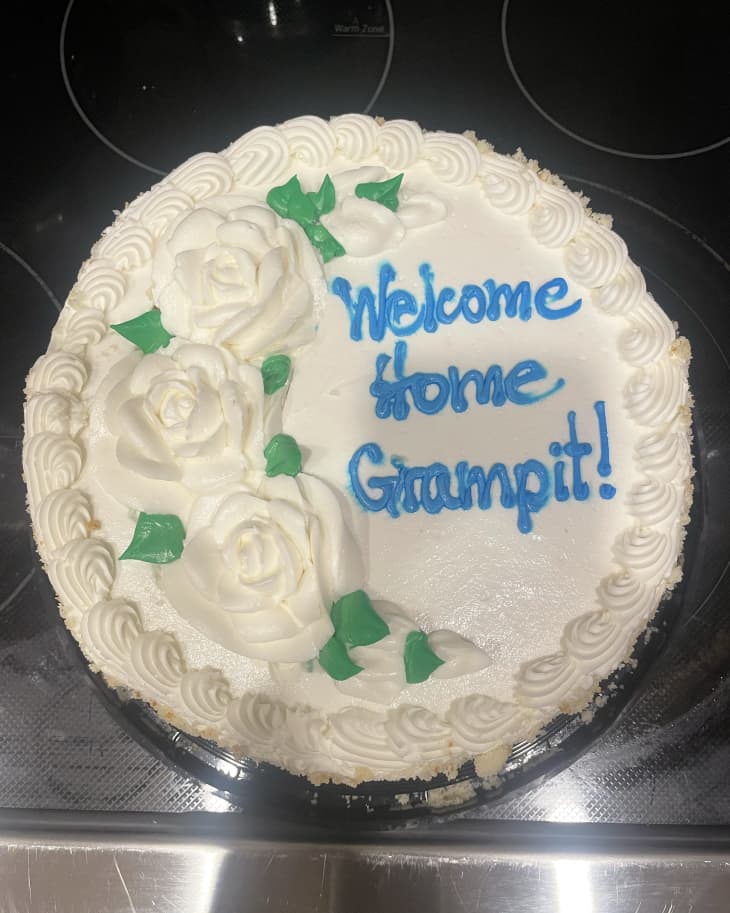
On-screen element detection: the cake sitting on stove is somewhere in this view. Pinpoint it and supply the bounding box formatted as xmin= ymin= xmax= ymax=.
xmin=22 ymin=115 xmax=693 ymax=784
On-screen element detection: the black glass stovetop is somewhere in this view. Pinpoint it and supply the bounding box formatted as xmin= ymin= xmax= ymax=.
xmin=1 ymin=0 xmax=729 ymax=823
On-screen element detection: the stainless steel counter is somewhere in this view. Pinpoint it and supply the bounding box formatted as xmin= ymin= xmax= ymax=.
xmin=2 ymin=813 xmax=730 ymax=912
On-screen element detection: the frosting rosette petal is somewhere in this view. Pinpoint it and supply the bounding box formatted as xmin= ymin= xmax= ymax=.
xmin=105 ymin=342 xmax=266 ymax=495
xmin=160 ymin=474 xmax=364 ymax=662
xmin=152 ymin=204 xmax=322 ymax=360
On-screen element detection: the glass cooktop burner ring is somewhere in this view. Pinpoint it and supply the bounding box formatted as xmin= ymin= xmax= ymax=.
xmin=60 ymin=0 xmax=396 ymax=176
xmin=501 ymin=0 xmax=730 ymax=161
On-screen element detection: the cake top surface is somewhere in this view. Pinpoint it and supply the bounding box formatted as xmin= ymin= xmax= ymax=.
xmin=23 ymin=115 xmax=692 ymax=784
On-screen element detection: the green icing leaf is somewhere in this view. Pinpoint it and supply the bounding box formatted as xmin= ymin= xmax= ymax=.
xmin=307 ymin=175 xmax=336 ymax=217
xmin=299 ymin=220 xmax=345 ymax=262
xmin=331 ymin=590 xmax=389 ymax=649
xmin=404 ymin=630 xmax=445 ymax=684
xmin=120 ymin=512 xmax=185 ymax=564
xmin=261 ymin=354 xmax=291 ymax=395
xmin=111 ymin=309 xmax=174 ymax=354
xmin=266 ymin=175 xmax=305 ymax=219
xmin=287 ymin=191 xmax=319 ymax=224
xmin=266 ymin=174 xmax=345 ymax=262
xmin=318 ymin=636 xmax=362 ymax=680
xmin=355 ymin=173 xmax=404 ymax=212
xmin=264 ymin=433 xmax=302 ymax=477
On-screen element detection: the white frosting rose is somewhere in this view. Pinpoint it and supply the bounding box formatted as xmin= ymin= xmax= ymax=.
xmin=106 ymin=342 xmax=266 ymax=493
xmin=151 ymin=204 xmax=322 ymax=360
xmin=160 ymin=474 xmax=364 ymax=662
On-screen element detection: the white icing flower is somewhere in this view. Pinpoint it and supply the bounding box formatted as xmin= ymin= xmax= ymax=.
xmin=160 ymin=474 xmax=364 ymax=662
xmin=320 ymin=168 xmax=447 ymax=258
xmin=333 ymin=604 xmax=489 ymax=705
xmin=152 ymin=204 xmax=322 ymax=360
xmin=107 ymin=342 xmax=266 ymax=491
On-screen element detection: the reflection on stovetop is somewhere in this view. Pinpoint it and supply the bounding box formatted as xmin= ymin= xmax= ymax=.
xmin=1 ymin=0 xmax=728 ymax=822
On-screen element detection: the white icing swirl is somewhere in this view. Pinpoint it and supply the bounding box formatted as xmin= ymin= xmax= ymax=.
xmin=564 ymin=219 xmax=628 ymax=288
xmin=167 ymin=152 xmax=234 ymax=201
xmin=613 ymin=527 xmax=676 ymax=583
xmin=562 ymin=610 xmax=631 ymax=672
xmin=429 ymin=630 xmax=489 ymax=679
xmin=377 ymin=119 xmax=424 ymax=169
xmin=421 ymin=132 xmax=481 ymax=185
xmin=225 ymin=126 xmax=290 ymax=185
xmin=528 ymin=181 xmax=585 ymax=247
xmin=636 ymin=425 xmax=692 ymax=482
xmin=50 ymin=306 xmax=106 ymax=354
xmin=327 ymin=709 xmax=404 ymax=773
xmin=37 ymin=489 xmax=92 ymax=552
xmin=125 ymin=184 xmax=195 ymax=237
xmin=597 ymin=571 xmax=654 ymax=620
xmin=152 ymin=204 xmax=321 ymax=361
xmin=516 ymin=652 xmax=584 ymax=709
xmin=281 ymin=709 xmax=330 ymax=767
xmin=81 ymin=600 xmax=142 ymax=678
xmin=129 ymin=631 xmax=185 ymax=700
xmin=384 ymin=706 xmax=451 ymax=762
xmin=619 ymin=295 xmax=675 ymax=366
xmin=224 ymin=693 xmax=285 ymax=751
xmin=51 ymin=538 xmax=114 ymax=613
xmin=479 ymin=153 xmax=538 ymax=215
xmin=24 ymin=433 xmax=83 ymax=504
xmin=93 ymin=222 xmax=154 ymax=272
xmin=24 ymin=392 xmax=85 ymax=437
xmin=160 ymin=474 xmax=364 ymax=662
xmin=70 ymin=258 xmax=126 ymax=313
xmin=179 ymin=669 xmax=231 ymax=723
xmin=279 ymin=115 xmax=336 ymax=166
xmin=331 ymin=113 xmax=379 ymax=160
xmin=446 ymin=695 xmax=526 ymax=752
xmin=26 ymin=352 xmax=87 ymax=396
xmin=106 ymin=343 xmax=265 ymax=491
xmin=625 ymin=358 xmax=689 ymax=427
xmin=627 ymin=478 xmax=681 ymax=525
xmin=594 ymin=260 xmax=647 ymax=315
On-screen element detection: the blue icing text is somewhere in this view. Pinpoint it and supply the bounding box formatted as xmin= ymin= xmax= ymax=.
xmin=370 ymin=341 xmax=565 ymax=420
xmin=348 ymin=403 xmax=616 ymax=533
xmin=331 ymin=262 xmax=582 ymax=343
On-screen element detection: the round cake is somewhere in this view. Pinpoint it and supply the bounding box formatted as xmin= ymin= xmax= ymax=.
xmin=23 ymin=115 xmax=693 ymax=785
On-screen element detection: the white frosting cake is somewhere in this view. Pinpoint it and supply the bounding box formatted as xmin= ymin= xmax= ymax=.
xmin=23 ymin=115 xmax=693 ymax=784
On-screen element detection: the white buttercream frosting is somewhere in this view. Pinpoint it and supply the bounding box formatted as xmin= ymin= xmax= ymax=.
xmin=321 ymin=168 xmax=447 ymax=258
xmin=160 ymin=474 xmax=364 ymax=662
xmin=68 ymin=259 xmax=127 ymax=313
xmin=331 ymin=114 xmax=379 ymax=160
xmin=480 ymin=152 xmax=538 ymax=214
xmin=37 ymin=489 xmax=92 ymax=553
xmin=105 ymin=342 xmax=266 ymax=491
xmin=152 ymin=204 xmax=322 ymax=361
xmin=167 ymin=152 xmax=235 ymax=201
xmin=81 ymin=600 xmax=142 ymax=680
xmin=24 ymin=115 xmax=693 ymax=784
xmin=529 ymin=179 xmax=585 ymax=247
